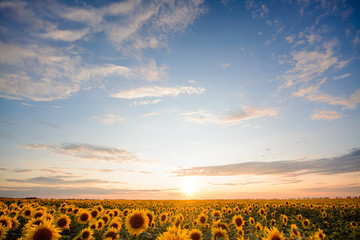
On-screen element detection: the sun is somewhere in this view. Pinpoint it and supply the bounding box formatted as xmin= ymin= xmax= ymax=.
xmin=181 ymin=178 xmax=197 ymax=196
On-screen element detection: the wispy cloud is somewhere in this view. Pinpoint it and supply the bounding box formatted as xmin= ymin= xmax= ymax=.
xmin=38 ymin=121 xmax=61 ymax=129
xmin=245 ymin=0 xmax=269 ymax=19
xmin=0 ymin=0 xmax=206 ymax=101
xmin=221 ymin=63 xmax=231 ymax=69
xmin=311 ymin=110 xmax=341 ymax=121
xmin=6 ymin=175 xmax=126 ymax=185
xmin=182 ymin=106 xmax=279 ymax=125
xmin=93 ymin=114 xmax=126 ymax=124
xmin=23 ymin=143 xmax=143 ymax=163
xmin=132 ymin=99 xmax=162 ymax=106
xmin=111 ymin=86 xmax=205 ymax=99
xmin=333 ymin=73 xmax=351 ymax=80
xmin=175 ymin=148 xmax=360 ymax=176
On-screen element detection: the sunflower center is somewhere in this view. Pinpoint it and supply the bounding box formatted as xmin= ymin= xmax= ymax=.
xmin=34 ymin=212 xmax=43 ymax=218
xmin=57 ymin=218 xmax=67 ymax=227
xmin=80 ymin=213 xmax=89 ymax=221
xmin=105 ymin=231 xmax=116 ymax=238
xmin=82 ymin=231 xmax=90 ymax=239
xmin=147 ymin=213 xmax=153 ymax=223
xmin=25 ymin=210 xmax=31 ymax=216
xmin=161 ymin=215 xmax=166 ymax=221
xmin=271 ymin=236 xmax=281 ymax=240
xmin=91 ymin=211 xmax=98 ymax=218
xmin=235 ymin=218 xmax=243 ymax=226
xmin=214 ymin=232 xmax=224 ymax=238
xmin=33 ymin=228 xmax=53 ymax=240
xmin=130 ymin=214 xmax=144 ymax=229
xmin=190 ymin=232 xmax=200 ymax=240
xmin=200 ymin=216 xmax=206 ymax=223
xmin=0 ymin=220 xmax=8 ymax=227
xmin=111 ymin=223 xmax=119 ymax=229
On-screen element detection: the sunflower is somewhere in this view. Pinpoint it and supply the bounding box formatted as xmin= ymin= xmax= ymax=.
xmin=232 ymin=215 xmax=245 ymax=230
xmin=102 ymin=227 xmax=119 ymax=240
xmin=213 ymin=221 xmax=230 ymax=232
xmin=290 ymin=224 xmax=300 ymax=238
xmin=0 ymin=225 xmax=8 ymax=240
xmin=350 ymin=221 xmax=358 ymax=229
xmin=100 ymin=214 xmax=111 ymax=225
xmin=302 ymin=219 xmax=310 ymax=229
xmin=108 ymin=218 xmax=122 ymax=231
xmin=25 ymin=220 xmax=61 ymax=240
xmin=90 ymin=209 xmax=99 ymax=219
xmin=125 ymin=209 xmax=149 ymax=236
xmin=78 ymin=227 xmax=93 ymax=240
xmin=255 ymin=222 xmax=263 ymax=232
xmin=22 ymin=208 xmax=33 ymax=219
xmin=197 ymin=213 xmax=208 ymax=227
xmin=188 ymin=229 xmax=203 ymax=240
xmin=297 ymin=214 xmax=302 ymax=221
xmin=33 ymin=210 xmax=45 ymax=219
xmin=54 ymin=214 xmax=71 ymax=230
xmin=211 ymin=227 xmax=229 ymax=240
xmin=249 ymin=217 xmax=255 ymax=225
xmin=96 ymin=219 xmax=105 ymax=231
xmin=0 ymin=215 xmax=12 ymax=230
xmin=146 ymin=211 xmax=155 ymax=225
xmin=159 ymin=212 xmax=168 ymax=225
xmin=262 ymin=227 xmax=284 ymax=240
xmin=212 ymin=210 xmax=222 ymax=221
xmin=77 ymin=210 xmax=91 ymax=224
xmin=314 ymin=229 xmax=325 ymax=240
xmin=158 ymin=225 xmax=189 ymax=240
xmin=281 ymin=214 xmax=288 ymax=226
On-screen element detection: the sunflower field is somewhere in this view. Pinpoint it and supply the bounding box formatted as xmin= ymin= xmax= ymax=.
xmin=0 ymin=198 xmax=359 ymax=240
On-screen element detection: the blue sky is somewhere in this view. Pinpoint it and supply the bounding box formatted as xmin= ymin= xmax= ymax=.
xmin=0 ymin=0 xmax=359 ymax=199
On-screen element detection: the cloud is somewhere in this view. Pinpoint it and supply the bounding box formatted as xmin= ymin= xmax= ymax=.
xmin=23 ymin=143 xmax=143 ymax=163
xmin=299 ymin=184 xmax=360 ymax=193
xmin=221 ymin=63 xmax=231 ymax=69
xmin=174 ymin=148 xmax=360 ymax=176
xmin=132 ymin=99 xmax=162 ymax=106
xmin=0 ymin=0 xmax=206 ymax=101
xmin=245 ymin=0 xmax=269 ymax=19
xmin=311 ymin=110 xmax=341 ymax=121
xmin=6 ymin=175 xmax=126 ymax=185
xmin=333 ymin=73 xmax=351 ymax=80
xmin=182 ymin=106 xmax=279 ymax=125
xmin=39 ymin=28 xmax=90 ymax=42
xmin=93 ymin=114 xmax=126 ymax=124
xmin=0 ymin=186 xmax=179 ymax=198
xmin=111 ymin=86 xmax=205 ymax=99
xmin=38 ymin=121 xmax=61 ymax=129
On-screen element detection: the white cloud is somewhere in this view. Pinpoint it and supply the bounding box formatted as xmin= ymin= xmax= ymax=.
xmin=111 ymin=86 xmax=205 ymax=99
xmin=286 ymin=35 xmax=295 ymax=43
xmin=333 ymin=73 xmax=351 ymax=80
xmin=23 ymin=143 xmax=143 ymax=163
xmin=245 ymin=0 xmax=269 ymax=19
xmin=93 ymin=114 xmax=126 ymax=124
xmin=311 ymin=110 xmax=341 ymax=121
xmin=132 ymin=99 xmax=162 ymax=106
xmin=221 ymin=63 xmax=231 ymax=69
xmin=182 ymin=105 xmax=279 ymax=125
xmin=353 ymin=30 xmax=360 ymax=48
xmin=40 ymin=28 xmax=90 ymax=42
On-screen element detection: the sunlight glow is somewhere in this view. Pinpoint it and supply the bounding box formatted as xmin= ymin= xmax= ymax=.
xmin=181 ymin=178 xmax=197 ymax=196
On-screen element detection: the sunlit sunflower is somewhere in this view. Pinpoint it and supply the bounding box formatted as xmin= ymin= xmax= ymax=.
xmin=249 ymin=217 xmax=255 ymax=225
xmin=0 ymin=225 xmax=8 ymax=240
xmin=54 ymin=214 xmax=71 ymax=230
xmin=255 ymin=222 xmax=263 ymax=232
xmin=77 ymin=210 xmax=91 ymax=224
xmin=158 ymin=225 xmax=189 ymax=240
xmin=262 ymin=227 xmax=284 ymax=240
xmin=281 ymin=214 xmax=288 ymax=226
xmin=78 ymin=227 xmax=93 ymax=240
xmin=146 ymin=211 xmax=155 ymax=225
xmin=108 ymin=218 xmax=122 ymax=231
xmin=212 ymin=210 xmax=222 ymax=221
xmin=0 ymin=215 xmax=12 ymax=230
xmin=297 ymin=214 xmax=302 ymax=221
xmin=90 ymin=209 xmax=99 ymax=219
xmin=258 ymin=208 xmax=266 ymax=218
xmin=159 ymin=212 xmax=168 ymax=225
xmin=102 ymin=227 xmax=119 ymax=240
xmin=188 ymin=229 xmax=203 ymax=240
xmin=33 ymin=210 xmax=45 ymax=219
xmin=290 ymin=224 xmax=300 ymax=238
xmin=96 ymin=219 xmax=105 ymax=231
xmin=88 ymin=219 xmax=97 ymax=230
xmin=22 ymin=208 xmax=33 ymax=219
xmin=302 ymin=219 xmax=310 ymax=229
xmin=237 ymin=228 xmax=244 ymax=239
xmin=314 ymin=228 xmax=326 ymax=240
xmin=197 ymin=213 xmax=208 ymax=227
xmin=25 ymin=220 xmax=61 ymax=240
xmin=232 ymin=215 xmax=245 ymax=230
xmin=10 ymin=217 xmax=19 ymax=230
xmin=100 ymin=214 xmax=111 ymax=225
xmin=270 ymin=219 xmax=276 ymax=226
xmin=125 ymin=209 xmax=149 ymax=236
xmin=211 ymin=227 xmax=229 ymax=240
xmin=213 ymin=221 xmax=230 ymax=232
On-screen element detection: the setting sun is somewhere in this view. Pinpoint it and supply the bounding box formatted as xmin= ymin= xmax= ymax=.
xmin=181 ymin=178 xmax=197 ymax=196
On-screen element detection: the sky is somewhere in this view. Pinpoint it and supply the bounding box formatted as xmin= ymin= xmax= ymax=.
xmin=0 ymin=0 xmax=359 ymax=200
